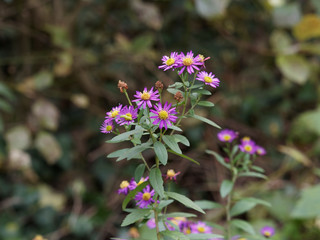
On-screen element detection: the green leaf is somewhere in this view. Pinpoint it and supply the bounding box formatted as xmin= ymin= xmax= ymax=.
xmin=0 ymin=82 xmax=15 ymax=101
xmin=238 ymin=171 xmax=267 ymax=179
xmin=162 ymin=135 xmax=182 ymax=154
xmin=276 ymin=55 xmax=310 ymax=85
xmin=173 ymin=134 xmax=190 ymax=146
xmin=121 ymin=209 xmax=151 ymax=227
xmin=166 ymin=192 xmax=205 ymax=214
xmin=198 ymin=101 xmax=215 ymax=107
xmin=107 ymin=148 xmax=130 ymax=158
xmin=158 ymin=200 xmax=174 ymax=209
xmin=134 ymin=164 xmax=145 ymax=183
xmin=154 ymin=141 xmax=168 ymax=165
xmin=195 ymin=0 xmax=230 ymax=19
xmin=292 ymin=108 xmax=320 ymax=136
xmin=122 ymin=181 xmax=148 ymax=210
xmin=167 ymin=125 xmax=183 ymax=132
xmin=193 ymin=89 xmax=212 ymax=95
xmin=194 ymin=200 xmax=222 ymax=210
xmin=116 ymin=144 xmax=151 ymax=161
xmin=205 ymin=150 xmax=230 ymax=169
xmin=231 ymin=219 xmax=255 ymax=235
xmin=164 ymin=212 xmax=197 ymax=218
xmin=149 ymin=168 xmax=165 ymax=198
xmin=168 ymin=82 xmax=184 ymax=89
xmin=0 ymin=99 xmax=12 ymax=113
xmin=251 ymin=165 xmax=265 ymax=173
xmin=167 ymin=149 xmax=199 ymax=165
xmin=220 ymin=180 xmax=233 ymax=198
xmin=161 ymin=230 xmax=189 ymax=240
xmin=107 ymin=126 xmax=144 ymax=143
xmin=190 ymin=114 xmax=220 ymax=129
xmin=230 ymin=198 xmax=271 ymax=217
xmin=188 ymin=234 xmax=224 ymax=239
xmin=291 ymin=185 xmax=320 ymax=219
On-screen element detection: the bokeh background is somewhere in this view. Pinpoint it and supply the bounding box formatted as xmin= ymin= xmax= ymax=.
xmin=1 ymin=0 xmax=320 ymax=239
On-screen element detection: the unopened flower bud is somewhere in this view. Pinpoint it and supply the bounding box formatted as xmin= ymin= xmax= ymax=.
xmin=174 ymin=91 xmax=183 ymax=102
xmin=118 ymin=80 xmax=128 ymax=93
xmin=129 ymin=227 xmax=140 ymax=238
xmin=155 ymin=81 xmax=163 ymax=90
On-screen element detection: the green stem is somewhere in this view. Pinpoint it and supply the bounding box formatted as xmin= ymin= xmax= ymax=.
xmin=153 ymin=207 xmax=161 ymax=240
xmin=226 ymin=171 xmax=237 ymax=240
xmin=123 ymin=89 xmax=132 ymax=106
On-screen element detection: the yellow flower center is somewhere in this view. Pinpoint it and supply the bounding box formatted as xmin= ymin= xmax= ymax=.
xmin=142 ymin=192 xmax=151 ymax=201
xmin=197 ymin=226 xmax=205 ymax=233
xmin=223 ymin=134 xmax=231 ymax=141
xmin=120 ymin=181 xmax=129 ymax=189
xmin=167 ymin=169 xmax=176 ymax=177
xmin=141 ymin=91 xmax=151 ymax=100
xmin=242 ymin=136 xmax=251 ymax=141
xmin=137 ymin=178 xmax=145 ymax=186
xmin=121 ymin=113 xmax=132 ymax=121
xmin=166 ymin=58 xmax=175 ymax=66
xmin=110 ymin=110 xmax=119 ymax=118
xmin=186 ymin=228 xmax=191 ymax=234
xmin=244 ymin=145 xmax=252 ymax=152
xmin=204 ymin=76 xmax=213 ymax=83
xmin=238 ymin=238 xmax=247 ymax=240
xmin=264 ymin=231 xmax=271 ymax=237
xmin=183 ymin=57 xmax=193 ymax=66
xmin=198 ymin=54 xmax=204 ymax=62
xmin=158 ymin=110 xmax=168 ymax=120
xmin=106 ymin=125 xmax=113 ymax=131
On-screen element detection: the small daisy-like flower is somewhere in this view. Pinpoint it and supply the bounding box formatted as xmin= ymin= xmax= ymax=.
xmin=190 ymin=221 xmax=213 ymax=234
xmin=117 ymin=180 xmax=130 ymax=195
xmin=256 ymin=146 xmax=267 ymax=155
xmin=129 ymin=177 xmax=149 ymax=191
xmin=150 ymin=102 xmax=178 ymax=130
xmin=198 ymin=54 xmax=211 ymax=68
xmin=146 ymin=218 xmax=156 ymax=229
xmin=217 ymin=129 xmax=238 ymax=142
xmin=177 ymin=51 xmax=202 ymax=75
xmin=132 ymin=87 xmax=160 ymax=109
xmin=165 ymin=169 xmax=181 ymax=181
xmin=100 ymin=119 xmax=114 ymax=134
xmin=134 ymin=185 xmax=155 ymax=208
xmin=159 ymin=52 xmax=180 ymax=71
xmin=260 ymin=226 xmax=275 ymax=238
xmin=106 ymin=104 xmax=122 ymax=119
xmin=239 ymin=139 xmax=256 ymax=154
xmin=196 ymin=71 xmax=220 ymax=88
xmin=116 ymin=106 xmax=138 ymax=125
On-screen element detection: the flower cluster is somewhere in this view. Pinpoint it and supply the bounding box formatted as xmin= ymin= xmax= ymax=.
xmin=217 ymin=129 xmax=266 ymax=156
xmin=159 ymin=51 xmax=220 ymax=87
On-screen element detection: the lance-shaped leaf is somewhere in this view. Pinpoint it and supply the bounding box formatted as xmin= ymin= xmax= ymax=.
xmin=220 ymin=180 xmax=233 ymax=198
xmin=121 ymin=208 xmax=151 ymax=227
xmin=154 ymin=141 xmax=168 ymax=165
xmin=163 ymin=135 xmax=182 ymax=154
xmin=107 ymin=126 xmax=144 ymax=143
xmin=167 ymin=149 xmax=199 ymax=165
xmin=166 ymin=192 xmax=205 ymax=214
xmin=191 ymin=114 xmax=220 ymax=129
xmin=149 ymin=168 xmax=165 ymax=198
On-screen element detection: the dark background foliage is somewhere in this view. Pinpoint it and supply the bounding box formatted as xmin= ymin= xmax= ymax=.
xmin=1 ymin=0 xmax=320 ymax=239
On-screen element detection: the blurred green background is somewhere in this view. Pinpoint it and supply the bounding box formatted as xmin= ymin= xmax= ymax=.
xmin=1 ymin=0 xmax=320 ymax=239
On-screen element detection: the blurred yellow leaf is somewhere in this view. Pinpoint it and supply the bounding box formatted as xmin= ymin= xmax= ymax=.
xmin=5 ymin=125 xmax=32 ymax=151
xmin=54 ymin=52 xmax=73 ymax=77
xmin=278 ymin=145 xmax=312 ymax=167
xmin=293 ymin=14 xmax=320 ymax=41
xmin=35 ymin=132 xmax=62 ymax=165
xmin=32 ymin=99 xmax=60 ymax=131
xmin=38 ymin=185 xmax=66 ymax=211
xmin=8 ymin=149 xmax=31 ymax=170
xmin=71 ymin=94 xmax=89 ymax=108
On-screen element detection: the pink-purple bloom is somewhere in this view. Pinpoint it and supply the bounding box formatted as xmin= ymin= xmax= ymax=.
xmin=190 ymin=221 xmax=213 ymax=234
xmin=134 ymin=185 xmax=155 ymax=208
xmin=196 ymin=71 xmax=220 ymax=88
xmin=256 ymin=146 xmax=267 ymax=156
xmin=159 ymin=52 xmax=180 ymax=71
xmin=100 ymin=119 xmax=114 ymax=134
xmin=132 ymin=87 xmax=160 ymax=109
xmin=260 ymin=226 xmax=275 ymax=238
xmin=129 ymin=177 xmax=149 ymax=191
xmin=177 ymin=51 xmax=203 ymax=75
xmin=106 ymin=104 xmax=122 ymax=119
xmin=117 ymin=180 xmax=130 ymax=195
xmin=146 ymin=218 xmax=156 ymax=229
xmin=217 ymin=129 xmax=238 ymax=142
xmin=116 ymin=105 xmax=138 ymax=125
xmin=150 ymin=102 xmax=178 ymax=129
xmin=239 ymin=138 xmax=257 ymax=154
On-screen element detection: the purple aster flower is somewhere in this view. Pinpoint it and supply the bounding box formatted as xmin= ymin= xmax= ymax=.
xmin=190 ymin=221 xmax=213 ymax=234
xmin=134 ymin=185 xmax=155 ymax=209
xmin=198 ymin=54 xmax=211 ymax=68
xmin=128 ymin=177 xmax=149 ymax=191
xmin=165 ymin=169 xmax=181 ymax=181
xmin=117 ymin=180 xmax=130 ymax=195
xmin=132 ymin=87 xmax=160 ymax=109
xmin=239 ymin=138 xmax=256 ymax=154
xmin=106 ymin=104 xmax=122 ymax=119
xmin=159 ymin=52 xmax=180 ymax=71
xmin=217 ymin=129 xmax=238 ymax=142
xmin=146 ymin=218 xmax=156 ymax=229
xmin=150 ymin=102 xmax=178 ymax=130
xmin=256 ymin=146 xmax=267 ymax=156
xmin=260 ymin=226 xmax=275 ymax=238
xmin=116 ymin=105 xmax=138 ymax=125
xmin=196 ymin=71 xmax=220 ymax=88
xmin=177 ymin=51 xmax=203 ymax=75
xmin=100 ymin=119 xmax=114 ymax=134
